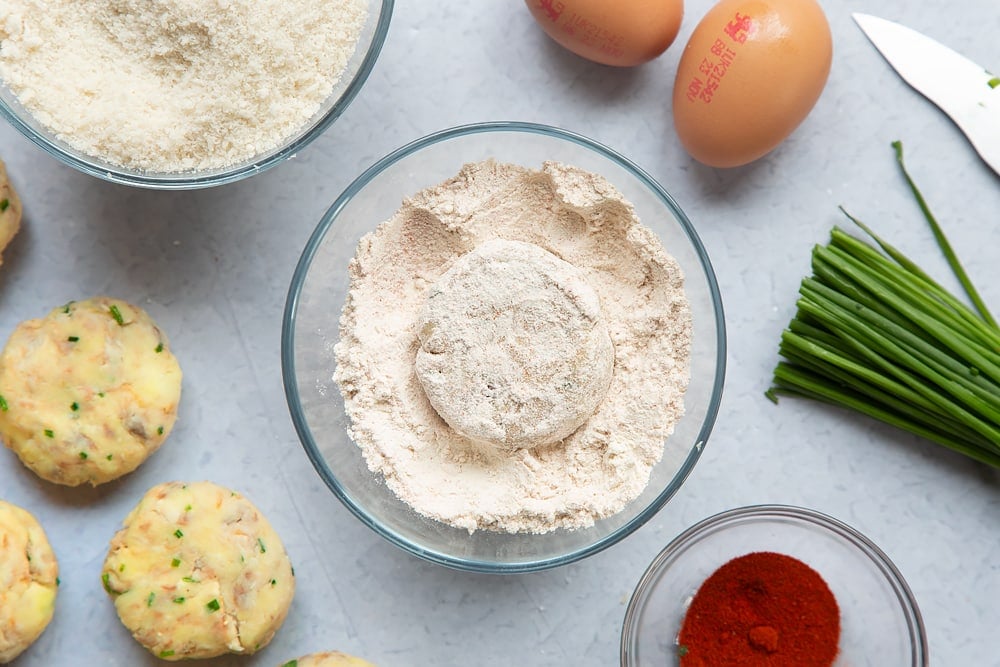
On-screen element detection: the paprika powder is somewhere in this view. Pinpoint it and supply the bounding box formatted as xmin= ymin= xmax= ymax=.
xmin=677 ymin=551 xmax=840 ymax=666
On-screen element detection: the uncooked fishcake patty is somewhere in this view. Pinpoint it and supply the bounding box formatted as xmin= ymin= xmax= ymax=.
xmin=0 ymin=297 xmax=182 ymax=486
xmin=414 ymin=239 xmax=614 ymax=449
xmin=0 ymin=158 xmax=22 ymax=268
xmin=0 ymin=499 xmax=59 ymax=664
xmin=102 ymin=481 xmax=295 ymax=661
xmin=280 ymin=651 xmax=377 ymax=667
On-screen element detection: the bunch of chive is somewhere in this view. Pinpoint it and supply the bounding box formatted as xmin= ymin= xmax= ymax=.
xmin=767 ymin=142 xmax=1000 ymax=468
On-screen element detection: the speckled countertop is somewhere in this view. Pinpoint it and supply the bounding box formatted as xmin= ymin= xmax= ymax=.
xmin=1 ymin=1 xmax=997 ymax=665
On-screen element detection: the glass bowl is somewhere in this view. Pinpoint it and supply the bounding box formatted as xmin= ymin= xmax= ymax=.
xmin=0 ymin=1 xmax=393 ymax=190
xmin=281 ymin=121 xmax=727 ymax=573
xmin=622 ymin=505 xmax=928 ymax=666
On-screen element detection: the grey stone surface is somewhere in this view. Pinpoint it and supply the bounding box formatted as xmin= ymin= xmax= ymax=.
xmin=0 ymin=1 xmax=997 ymax=665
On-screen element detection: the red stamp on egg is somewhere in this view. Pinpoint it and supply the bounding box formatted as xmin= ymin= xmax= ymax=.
xmin=537 ymin=0 xmax=564 ymax=21
xmin=724 ymin=12 xmax=753 ymax=43
xmin=684 ymin=12 xmax=751 ymax=104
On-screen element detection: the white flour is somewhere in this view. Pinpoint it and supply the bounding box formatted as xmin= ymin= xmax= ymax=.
xmin=334 ymin=160 xmax=692 ymax=534
xmin=0 ymin=0 xmax=367 ymax=172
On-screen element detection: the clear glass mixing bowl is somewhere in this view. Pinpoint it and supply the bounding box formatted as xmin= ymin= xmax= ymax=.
xmin=622 ymin=504 xmax=928 ymax=666
xmin=0 ymin=0 xmax=393 ymax=190
xmin=282 ymin=121 xmax=727 ymax=573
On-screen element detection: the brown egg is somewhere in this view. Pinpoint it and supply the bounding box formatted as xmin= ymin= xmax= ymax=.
xmin=672 ymin=0 xmax=832 ymax=167
xmin=525 ymin=0 xmax=684 ymax=67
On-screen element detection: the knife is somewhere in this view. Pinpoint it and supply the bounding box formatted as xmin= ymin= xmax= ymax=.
xmin=853 ymin=13 xmax=1000 ymax=176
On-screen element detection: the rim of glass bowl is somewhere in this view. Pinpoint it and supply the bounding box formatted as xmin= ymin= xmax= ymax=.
xmin=281 ymin=121 xmax=727 ymax=573
xmin=620 ymin=504 xmax=929 ymax=665
xmin=0 ymin=0 xmax=393 ymax=191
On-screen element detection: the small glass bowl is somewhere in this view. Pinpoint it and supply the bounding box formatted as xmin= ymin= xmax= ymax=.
xmin=0 ymin=1 xmax=393 ymax=190
xmin=621 ymin=505 xmax=928 ymax=666
xmin=281 ymin=121 xmax=726 ymax=573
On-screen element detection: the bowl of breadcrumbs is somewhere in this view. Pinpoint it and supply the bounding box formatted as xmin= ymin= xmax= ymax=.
xmin=0 ymin=0 xmax=393 ymax=189
xmin=282 ymin=122 xmax=727 ymax=573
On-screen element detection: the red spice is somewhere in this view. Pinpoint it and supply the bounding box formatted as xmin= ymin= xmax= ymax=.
xmin=678 ymin=551 xmax=840 ymax=667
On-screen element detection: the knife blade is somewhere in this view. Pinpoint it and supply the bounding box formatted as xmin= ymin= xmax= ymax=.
xmin=853 ymin=13 xmax=1000 ymax=176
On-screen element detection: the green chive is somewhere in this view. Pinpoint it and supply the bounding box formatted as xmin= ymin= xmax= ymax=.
xmin=257 ymin=538 xmax=266 ymax=553
xmin=184 ymin=504 xmax=192 ymax=511
xmin=892 ymin=141 xmax=997 ymax=327
xmin=0 ymin=395 xmax=8 ymax=412
xmin=109 ymin=304 xmax=124 ymax=326
xmin=281 ymin=661 xmax=299 ymax=667
xmin=101 ymin=572 xmax=116 ymax=594
xmin=147 ymin=592 xmax=155 ymax=607
xmin=769 ymin=142 xmax=1000 ymax=468
xmin=157 ymin=425 xmax=164 ymax=435
xmin=98 ymin=392 xmax=105 ymax=398
xmin=171 ymin=558 xmax=181 ymax=567
xmin=119 ymin=563 xmax=125 ymax=572
xmin=989 ymin=76 xmax=1000 ymax=89
xmin=270 ymin=578 xmax=277 ymax=586
xmin=174 ymin=529 xmax=183 ymax=539
xmin=71 ymin=402 xmax=79 ymax=411
xmin=155 ymin=342 xmax=164 ymax=353
xmin=172 ymin=597 xmax=185 ymax=604
xmin=0 ymin=199 xmax=8 ymax=212
xmin=678 ymin=646 xmax=689 ymax=657
xmin=106 ymin=454 xmax=113 ymax=461
xmin=206 ymin=599 xmax=220 ymax=612
xmin=159 ymin=650 xmax=174 ymax=658
xmin=79 ymin=451 xmax=87 ymax=460
xmin=55 ymin=577 xmax=60 ymax=586
xmin=68 ymin=336 xmax=79 ymax=342
xmin=44 ymin=429 xmax=54 ymax=438
xmin=182 ymin=576 xmax=198 ymax=583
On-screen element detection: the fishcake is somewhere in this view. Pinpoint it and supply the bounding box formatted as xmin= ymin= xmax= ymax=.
xmin=102 ymin=481 xmax=295 ymax=661
xmin=0 ymin=296 xmax=182 ymax=486
xmin=0 ymin=158 xmax=21 ymax=268
xmin=280 ymin=651 xmax=377 ymax=667
xmin=0 ymin=499 xmax=58 ymax=664
xmin=414 ymin=239 xmax=614 ymax=450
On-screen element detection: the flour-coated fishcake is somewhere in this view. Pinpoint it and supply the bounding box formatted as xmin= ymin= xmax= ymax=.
xmin=0 ymin=499 xmax=58 ymax=664
xmin=0 ymin=296 xmax=182 ymax=486
xmin=280 ymin=651 xmax=377 ymax=667
xmin=415 ymin=239 xmax=614 ymax=449
xmin=102 ymin=481 xmax=295 ymax=661
xmin=0 ymin=158 xmax=21 ymax=269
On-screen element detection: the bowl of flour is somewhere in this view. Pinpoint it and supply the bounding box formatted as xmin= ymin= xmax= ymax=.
xmin=282 ymin=122 xmax=726 ymax=573
xmin=0 ymin=0 xmax=393 ymax=189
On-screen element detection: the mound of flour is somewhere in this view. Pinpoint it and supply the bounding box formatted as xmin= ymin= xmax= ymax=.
xmin=334 ymin=160 xmax=692 ymax=534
